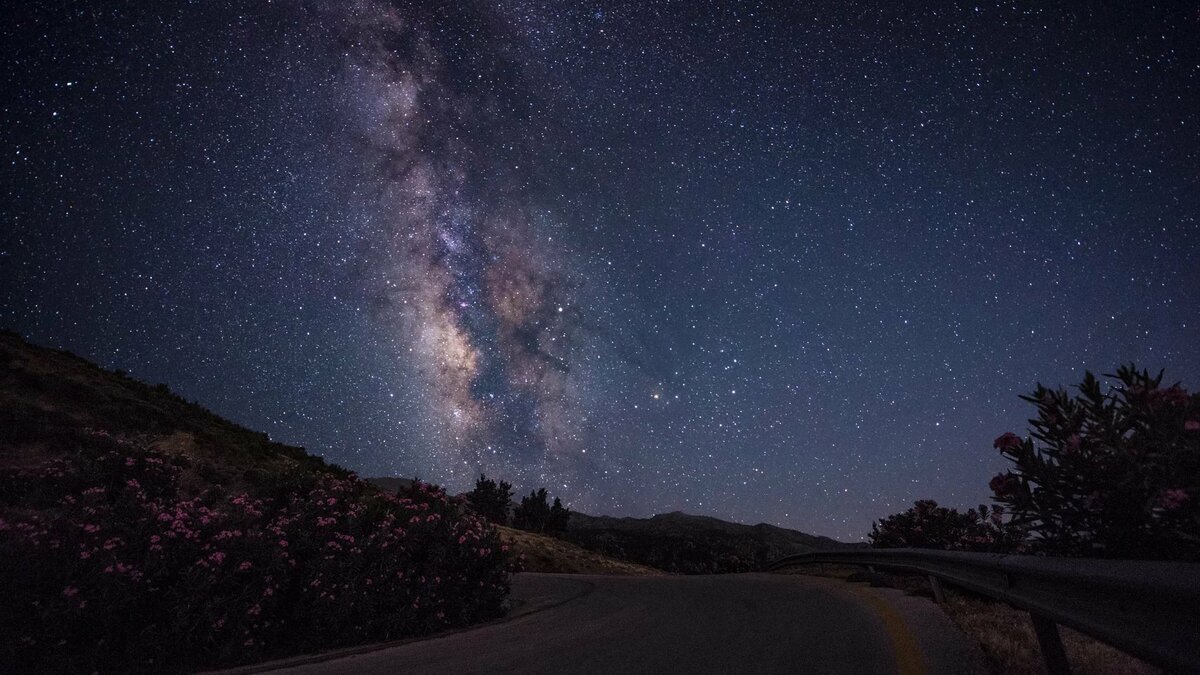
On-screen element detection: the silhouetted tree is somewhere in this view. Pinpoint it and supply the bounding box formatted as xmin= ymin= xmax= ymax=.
xmin=513 ymin=488 xmax=551 ymax=533
xmin=869 ymin=500 xmax=1019 ymax=552
xmin=511 ymin=488 xmax=572 ymax=537
xmin=547 ymin=497 xmax=571 ymax=536
xmin=467 ymin=474 xmax=512 ymax=525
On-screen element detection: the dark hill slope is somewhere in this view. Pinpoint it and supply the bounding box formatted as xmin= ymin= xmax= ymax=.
xmin=565 ymin=510 xmax=851 ymax=574
xmin=0 ymin=330 xmax=341 ymax=483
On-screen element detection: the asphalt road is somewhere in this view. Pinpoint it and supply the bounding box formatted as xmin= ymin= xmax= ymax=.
xmin=262 ymin=573 xmax=987 ymax=674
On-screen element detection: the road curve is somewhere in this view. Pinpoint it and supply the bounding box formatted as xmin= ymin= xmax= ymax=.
xmin=266 ymin=573 xmax=986 ymax=675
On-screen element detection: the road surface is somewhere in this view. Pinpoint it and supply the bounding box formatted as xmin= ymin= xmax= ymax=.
xmin=257 ymin=573 xmax=986 ymax=674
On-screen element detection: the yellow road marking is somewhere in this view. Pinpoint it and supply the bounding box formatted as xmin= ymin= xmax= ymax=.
xmin=842 ymin=582 xmax=927 ymax=675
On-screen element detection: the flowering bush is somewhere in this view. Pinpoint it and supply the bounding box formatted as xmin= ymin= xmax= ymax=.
xmin=868 ymin=500 xmax=1022 ymax=552
xmin=0 ymin=432 xmax=509 ymax=672
xmin=990 ymin=365 xmax=1200 ymax=560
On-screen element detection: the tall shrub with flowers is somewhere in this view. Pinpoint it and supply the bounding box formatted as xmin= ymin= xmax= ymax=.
xmin=0 ymin=431 xmax=509 ymax=672
xmin=989 ymin=365 xmax=1200 ymax=559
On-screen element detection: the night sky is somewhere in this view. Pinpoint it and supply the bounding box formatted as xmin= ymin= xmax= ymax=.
xmin=3 ymin=2 xmax=1199 ymax=540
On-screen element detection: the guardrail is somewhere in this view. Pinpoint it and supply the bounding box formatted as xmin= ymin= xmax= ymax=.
xmin=768 ymin=549 xmax=1200 ymax=674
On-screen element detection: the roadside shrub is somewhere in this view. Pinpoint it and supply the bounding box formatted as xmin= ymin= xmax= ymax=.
xmin=0 ymin=432 xmax=509 ymax=672
xmin=990 ymin=365 xmax=1199 ymax=560
xmin=869 ymin=500 xmax=1021 ymax=552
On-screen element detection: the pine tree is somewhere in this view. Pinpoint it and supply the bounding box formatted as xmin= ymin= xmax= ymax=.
xmin=547 ymin=496 xmax=571 ymax=535
xmin=513 ymin=488 xmax=551 ymax=532
xmin=466 ymin=474 xmax=512 ymax=525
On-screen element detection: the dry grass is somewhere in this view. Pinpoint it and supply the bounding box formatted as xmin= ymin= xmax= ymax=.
xmin=940 ymin=590 xmax=1159 ymax=675
xmin=779 ymin=567 xmax=1159 ymax=675
xmin=497 ymin=526 xmax=665 ymax=576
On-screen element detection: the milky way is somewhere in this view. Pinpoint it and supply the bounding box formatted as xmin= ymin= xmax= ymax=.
xmin=339 ymin=1 xmax=599 ymax=488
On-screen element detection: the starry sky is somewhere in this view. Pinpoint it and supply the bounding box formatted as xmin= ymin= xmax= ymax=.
xmin=3 ymin=1 xmax=1199 ymax=540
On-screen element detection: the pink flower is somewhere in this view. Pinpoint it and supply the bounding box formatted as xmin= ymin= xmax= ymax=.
xmin=238 ymin=561 xmax=253 ymax=571
xmin=993 ymin=432 xmax=1022 ymax=451
xmin=1185 ymin=420 xmax=1200 ymax=432
xmin=1157 ymin=489 xmax=1189 ymax=511
xmin=989 ymin=473 xmax=1021 ymax=498
xmin=208 ymin=551 xmax=226 ymax=565
xmin=62 ymin=586 xmax=79 ymax=598
xmin=1064 ymin=434 xmax=1081 ymax=454
xmin=149 ymin=535 xmax=161 ymax=544
xmin=1161 ymin=386 xmax=1190 ymax=406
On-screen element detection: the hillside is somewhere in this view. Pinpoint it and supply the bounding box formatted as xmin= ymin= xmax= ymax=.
xmin=498 ymin=526 xmax=663 ymax=576
xmin=564 ymin=510 xmax=850 ymax=574
xmin=0 ymin=330 xmax=342 ymax=483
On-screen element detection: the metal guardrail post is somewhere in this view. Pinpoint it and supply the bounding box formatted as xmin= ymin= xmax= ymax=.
xmin=927 ymin=575 xmax=946 ymax=604
xmin=1030 ymin=613 xmax=1071 ymax=675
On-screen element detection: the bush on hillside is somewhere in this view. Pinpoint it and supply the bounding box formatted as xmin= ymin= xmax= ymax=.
xmin=0 ymin=431 xmax=509 ymax=673
xmin=868 ymin=500 xmax=1022 ymax=552
xmin=990 ymin=365 xmax=1200 ymax=559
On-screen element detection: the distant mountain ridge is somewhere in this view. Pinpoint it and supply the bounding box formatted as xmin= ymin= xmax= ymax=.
xmin=366 ymin=476 xmax=417 ymax=494
xmin=563 ymin=510 xmax=848 ymax=574
xmin=575 ymin=510 xmax=843 ymax=546
xmin=364 ymin=471 xmax=849 ymax=575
